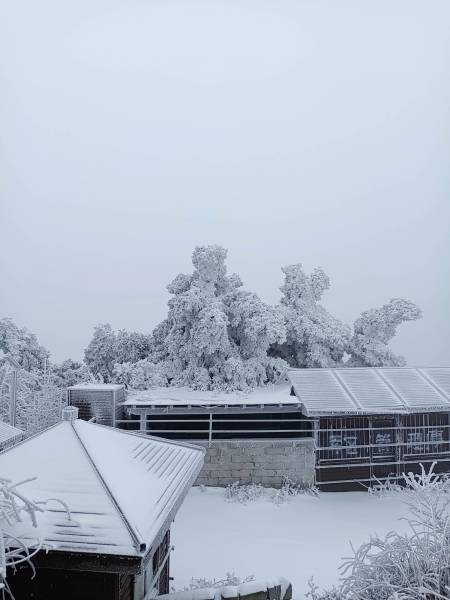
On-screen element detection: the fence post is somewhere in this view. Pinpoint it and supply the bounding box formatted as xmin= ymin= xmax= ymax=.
xmin=208 ymin=413 xmax=213 ymax=448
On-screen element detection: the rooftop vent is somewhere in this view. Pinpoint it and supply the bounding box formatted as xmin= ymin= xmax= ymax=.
xmin=62 ymin=406 xmax=79 ymax=422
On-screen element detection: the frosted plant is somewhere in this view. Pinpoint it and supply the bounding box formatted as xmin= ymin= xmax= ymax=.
xmin=270 ymin=264 xmax=351 ymax=368
xmin=84 ymin=324 xmax=118 ymax=383
xmin=85 ymin=325 xmax=152 ymax=383
xmin=0 ymin=476 xmax=71 ymax=599
xmin=50 ymin=359 xmax=92 ymax=388
xmin=309 ymin=464 xmax=450 ymax=600
xmin=0 ymin=319 xmax=49 ymax=373
xmin=347 ymin=298 xmax=422 ymax=367
xmin=149 ymin=245 xmax=286 ymax=391
xmin=113 ymin=359 xmax=167 ymax=389
xmin=224 ymin=482 xmax=265 ymax=504
xmin=182 ymin=573 xmax=254 ymax=591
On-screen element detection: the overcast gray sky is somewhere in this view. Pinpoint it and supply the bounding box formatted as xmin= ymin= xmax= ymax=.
xmin=1 ymin=0 xmax=449 ymax=365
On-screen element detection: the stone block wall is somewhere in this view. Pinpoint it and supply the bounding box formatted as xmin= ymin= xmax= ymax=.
xmin=194 ymin=438 xmax=315 ymax=487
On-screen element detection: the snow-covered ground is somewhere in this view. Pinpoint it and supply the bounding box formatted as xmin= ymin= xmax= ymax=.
xmin=171 ymin=487 xmax=408 ymax=598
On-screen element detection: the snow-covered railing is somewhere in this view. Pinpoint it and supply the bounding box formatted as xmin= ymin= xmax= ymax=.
xmin=116 ymin=414 xmax=314 ymax=445
xmin=158 ymin=577 xmax=292 ymax=600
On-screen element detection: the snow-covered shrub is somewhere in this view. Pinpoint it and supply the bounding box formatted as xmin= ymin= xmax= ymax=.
xmin=272 ymin=476 xmax=319 ymax=504
xmin=224 ymin=482 xmax=264 ymax=504
xmin=149 ymin=245 xmax=287 ymax=391
xmin=225 ymin=477 xmax=318 ymax=505
xmin=0 ymin=476 xmax=72 ymax=598
xmin=182 ymin=573 xmax=254 ymax=591
xmin=311 ymin=464 xmax=450 ymax=600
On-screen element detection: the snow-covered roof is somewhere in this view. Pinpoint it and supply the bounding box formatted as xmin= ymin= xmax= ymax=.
xmin=288 ymin=367 xmax=450 ymax=416
xmin=0 ymin=421 xmax=23 ymax=447
xmin=0 ymin=419 xmax=204 ymax=557
xmin=67 ymin=384 xmax=124 ymax=391
xmin=124 ymin=384 xmax=299 ymax=408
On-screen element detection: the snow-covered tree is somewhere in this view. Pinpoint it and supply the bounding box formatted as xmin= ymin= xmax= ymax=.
xmin=50 ymin=359 xmax=92 ymax=388
xmin=84 ymin=324 xmax=117 ymax=382
xmin=148 ymin=245 xmax=286 ymax=391
xmin=270 ymin=264 xmax=351 ymax=368
xmin=84 ymin=325 xmax=151 ymax=382
xmin=115 ymin=329 xmax=151 ymax=364
xmin=347 ymin=298 xmax=422 ymax=367
xmin=113 ymin=359 xmax=168 ymax=389
xmin=0 ymin=318 xmax=49 ymax=372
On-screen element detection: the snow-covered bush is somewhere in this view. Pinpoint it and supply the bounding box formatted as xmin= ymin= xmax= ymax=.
xmin=272 ymin=476 xmax=319 ymax=504
xmin=310 ymin=464 xmax=450 ymax=600
xmin=224 ymin=477 xmax=318 ymax=505
xmin=347 ymin=298 xmax=422 ymax=367
xmin=224 ymin=482 xmax=264 ymax=504
xmin=0 ymin=476 xmax=72 ymax=598
xmin=182 ymin=573 xmax=254 ymax=591
xmin=149 ymin=245 xmax=287 ymax=391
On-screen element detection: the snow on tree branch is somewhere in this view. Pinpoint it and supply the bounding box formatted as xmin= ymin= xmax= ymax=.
xmin=0 ymin=477 xmax=71 ymax=598
xmin=347 ymin=298 xmax=422 ymax=367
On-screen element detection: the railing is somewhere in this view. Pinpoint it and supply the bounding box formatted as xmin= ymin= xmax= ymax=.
xmin=115 ymin=414 xmax=314 ymax=445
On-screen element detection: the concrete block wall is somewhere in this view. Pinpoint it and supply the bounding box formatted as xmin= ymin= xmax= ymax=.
xmin=194 ymin=438 xmax=315 ymax=487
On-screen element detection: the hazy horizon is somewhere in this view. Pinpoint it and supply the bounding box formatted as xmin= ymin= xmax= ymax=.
xmin=2 ymin=0 xmax=449 ymax=365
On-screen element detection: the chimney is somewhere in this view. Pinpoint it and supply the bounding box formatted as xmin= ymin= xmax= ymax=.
xmin=62 ymin=406 xmax=79 ymax=421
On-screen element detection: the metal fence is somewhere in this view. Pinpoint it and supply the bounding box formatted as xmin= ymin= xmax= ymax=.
xmin=117 ymin=410 xmax=314 ymax=444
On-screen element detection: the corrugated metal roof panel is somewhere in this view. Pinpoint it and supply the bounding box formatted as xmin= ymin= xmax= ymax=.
xmin=288 ymin=367 xmax=450 ymax=416
xmin=335 ymin=368 xmax=405 ymax=412
xmin=379 ymin=368 xmax=449 ymax=410
xmin=420 ymin=368 xmax=450 ymax=400
xmin=288 ymin=369 xmax=357 ymax=415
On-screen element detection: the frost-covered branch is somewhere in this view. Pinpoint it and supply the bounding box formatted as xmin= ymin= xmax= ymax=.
xmin=0 ymin=477 xmax=71 ymax=598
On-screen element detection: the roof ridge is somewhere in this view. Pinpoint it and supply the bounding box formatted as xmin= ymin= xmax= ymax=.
xmin=70 ymin=421 xmax=145 ymax=554
xmin=330 ymin=369 xmax=362 ymax=410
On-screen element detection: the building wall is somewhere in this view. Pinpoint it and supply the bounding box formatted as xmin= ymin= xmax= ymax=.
xmin=194 ymin=438 xmax=315 ymax=487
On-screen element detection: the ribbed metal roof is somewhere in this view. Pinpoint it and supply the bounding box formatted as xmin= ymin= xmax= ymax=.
xmin=288 ymin=367 xmax=450 ymax=416
xmin=0 ymin=421 xmax=23 ymax=447
xmin=0 ymin=420 xmax=204 ymax=556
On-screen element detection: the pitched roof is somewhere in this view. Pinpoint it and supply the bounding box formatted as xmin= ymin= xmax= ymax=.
xmin=0 ymin=419 xmax=204 ymax=557
xmin=124 ymin=384 xmax=299 ymax=407
xmin=0 ymin=421 xmax=23 ymax=447
xmin=288 ymin=367 xmax=450 ymax=416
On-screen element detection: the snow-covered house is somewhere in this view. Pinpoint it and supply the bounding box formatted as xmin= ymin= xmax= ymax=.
xmin=1 ymin=406 xmax=205 ymax=600
xmin=289 ymin=367 xmax=450 ymax=491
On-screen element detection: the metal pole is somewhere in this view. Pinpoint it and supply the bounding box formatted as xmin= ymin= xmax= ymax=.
xmin=208 ymin=413 xmax=213 ymax=447
xmin=10 ymin=367 xmax=17 ymax=427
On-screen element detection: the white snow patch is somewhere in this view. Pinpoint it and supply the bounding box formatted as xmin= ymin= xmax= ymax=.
xmin=171 ymin=487 xmax=407 ymax=598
